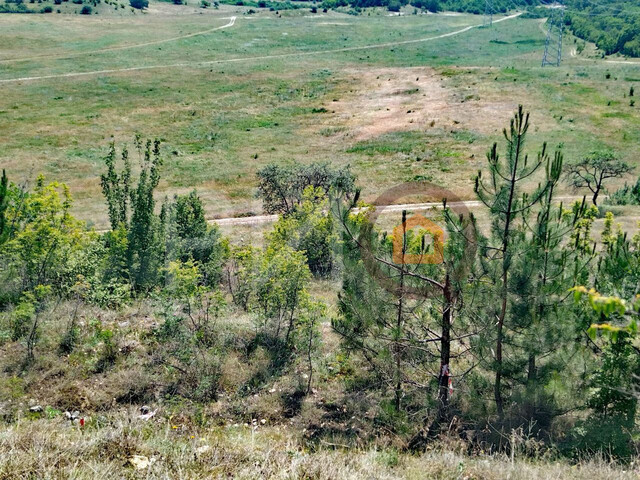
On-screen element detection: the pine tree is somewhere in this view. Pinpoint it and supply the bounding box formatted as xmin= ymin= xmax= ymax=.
xmin=474 ymin=106 xmax=561 ymax=419
xmin=332 ymin=186 xmax=476 ymax=435
xmin=509 ymin=167 xmax=593 ymax=425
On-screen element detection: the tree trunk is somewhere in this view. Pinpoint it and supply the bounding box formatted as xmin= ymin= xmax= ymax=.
xmin=409 ymin=275 xmax=453 ymax=450
xmin=437 ymin=274 xmax=452 ymax=420
xmin=495 ymin=290 xmax=506 ymax=419
xmin=394 ymin=212 xmax=407 ymax=412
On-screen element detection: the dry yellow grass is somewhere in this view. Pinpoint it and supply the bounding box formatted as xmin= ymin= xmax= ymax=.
xmin=0 ymin=415 xmax=638 ymax=479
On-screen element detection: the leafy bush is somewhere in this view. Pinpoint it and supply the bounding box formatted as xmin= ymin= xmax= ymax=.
xmin=0 ymin=176 xmax=93 ymax=302
xmin=266 ymin=186 xmax=335 ymax=277
xmin=154 ymin=260 xmax=226 ymax=400
xmin=257 ymin=162 xmax=355 ymax=215
xmin=80 ymin=4 xmax=92 ymax=12
xmin=162 ymin=190 xmax=228 ymax=287
xmin=129 ymin=0 xmax=148 ymax=8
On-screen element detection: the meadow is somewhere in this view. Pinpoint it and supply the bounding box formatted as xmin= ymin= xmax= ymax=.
xmin=1 ymin=4 xmax=639 ymax=227
xmin=2 ymin=5 xmax=640 ymax=478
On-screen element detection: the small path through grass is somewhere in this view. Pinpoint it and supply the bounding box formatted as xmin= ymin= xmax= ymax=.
xmin=0 ymin=13 xmax=522 ymax=84
xmin=208 ymin=194 xmax=584 ymax=227
xmin=0 ymin=16 xmax=237 ymax=65
xmin=91 ymin=194 xmax=586 ymax=231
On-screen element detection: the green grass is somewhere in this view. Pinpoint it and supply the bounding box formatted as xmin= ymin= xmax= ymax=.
xmin=0 ymin=6 xmax=639 ymax=226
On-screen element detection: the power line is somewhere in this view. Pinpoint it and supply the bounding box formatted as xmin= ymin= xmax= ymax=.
xmin=484 ymin=0 xmax=495 ymax=27
xmin=542 ymin=1 xmax=565 ymax=66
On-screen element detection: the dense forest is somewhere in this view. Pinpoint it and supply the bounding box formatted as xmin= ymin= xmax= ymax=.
xmin=318 ymin=0 xmax=640 ymax=58
xmin=566 ymin=0 xmax=640 ymax=57
xmin=1 ymin=108 xmax=639 ymax=461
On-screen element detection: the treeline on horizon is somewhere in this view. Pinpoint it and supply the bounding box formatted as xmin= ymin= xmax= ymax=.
xmin=318 ymin=0 xmax=640 ymax=58
xmin=566 ymin=0 xmax=640 ymax=57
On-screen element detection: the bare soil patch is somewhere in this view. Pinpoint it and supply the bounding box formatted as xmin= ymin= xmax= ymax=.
xmin=327 ymin=66 xmax=517 ymax=141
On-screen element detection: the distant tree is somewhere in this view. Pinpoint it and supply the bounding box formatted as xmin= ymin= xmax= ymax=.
xmin=566 ymin=150 xmax=633 ymax=205
xmin=129 ymin=0 xmax=148 ymax=8
xmin=387 ymin=0 xmax=401 ymax=11
xmin=608 ymin=176 xmax=640 ymax=206
xmin=426 ymin=0 xmax=439 ymax=12
xmin=80 ymin=4 xmax=92 ymax=13
xmin=257 ymin=162 xmax=355 ymax=215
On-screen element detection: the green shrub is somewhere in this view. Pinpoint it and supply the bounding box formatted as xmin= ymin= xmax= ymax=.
xmin=387 ymin=0 xmax=401 ymax=11
xmin=80 ymin=4 xmax=92 ymax=11
xmin=607 ymin=177 xmax=640 ymax=205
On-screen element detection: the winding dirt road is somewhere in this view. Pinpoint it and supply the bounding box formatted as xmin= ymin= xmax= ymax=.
xmin=211 ymin=195 xmax=584 ymax=227
xmin=0 ymin=13 xmax=521 ymax=84
xmin=0 ymin=16 xmax=237 ymax=64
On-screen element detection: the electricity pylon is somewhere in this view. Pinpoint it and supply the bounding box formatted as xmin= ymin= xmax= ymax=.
xmin=541 ymin=3 xmax=565 ymax=66
xmin=483 ymin=0 xmax=494 ymax=27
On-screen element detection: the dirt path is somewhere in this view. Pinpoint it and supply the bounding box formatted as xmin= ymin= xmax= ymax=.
xmin=0 ymin=13 xmax=522 ymax=84
xmin=0 ymin=16 xmax=236 ymax=65
xmin=538 ymin=17 xmax=548 ymax=37
xmin=604 ymin=59 xmax=640 ymax=65
xmin=209 ymin=195 xmax=582 ymax=227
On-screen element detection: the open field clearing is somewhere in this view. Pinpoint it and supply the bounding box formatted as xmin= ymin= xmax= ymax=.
xmin=1 ymin=5 xmax=639 ymax=227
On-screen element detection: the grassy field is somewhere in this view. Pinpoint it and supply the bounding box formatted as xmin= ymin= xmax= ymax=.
xmin=1 ymin=4 xmax=639 ymax=229
xmin=2 ymin=416 xmax=638 ymax=479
